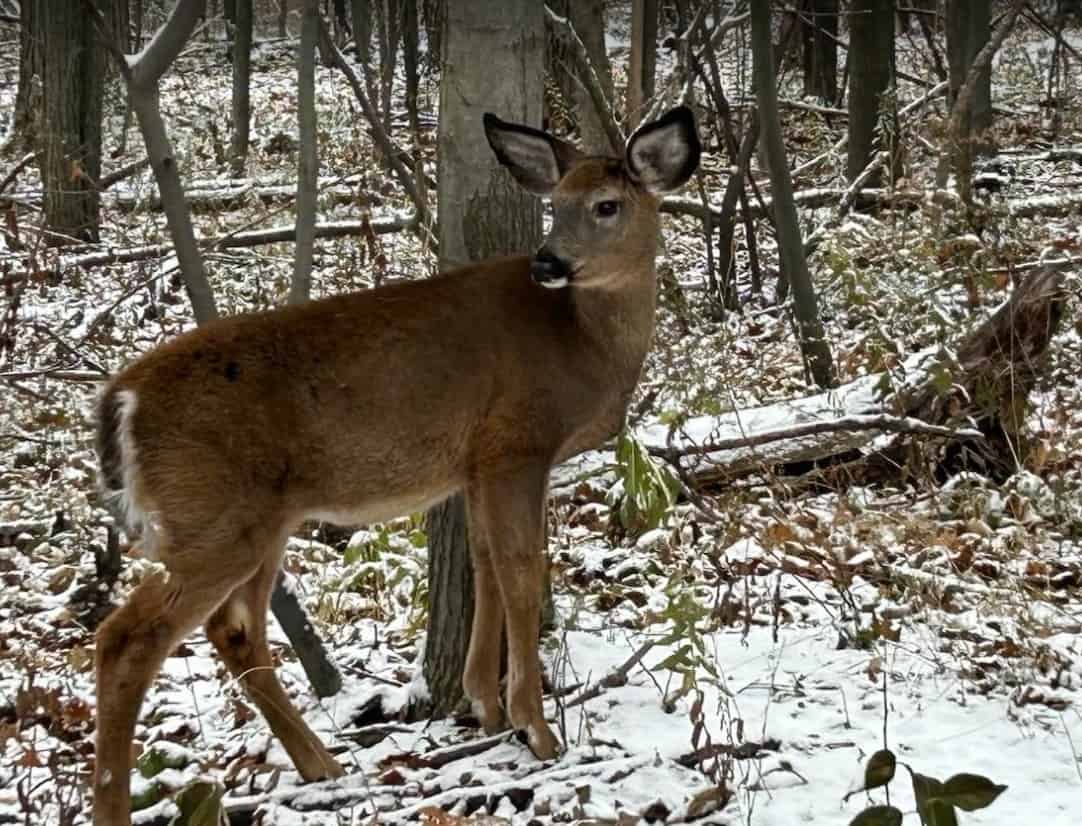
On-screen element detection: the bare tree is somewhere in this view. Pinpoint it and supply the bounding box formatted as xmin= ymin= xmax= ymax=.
xmin=946 ymin=0 xmax=991 ymax=143
xmin=800 ymin=0 xmax=837 ymax=102
xmin=549 ymin=0 xmax=616 ymax=153
xmin=378 ymin=0 xmax=400 ymax=131
xmin=626 ymin=0 xmax=658 ymax=129
xmin=846 ymin=0 xmax=899 ymax=185
xmin=229 ymin=0 xmax=253 ymax=177
xmin=351 ymin=0 xmax=371 ymax=65
xmin=290 ymin=0 xmax=319 ymax=304
xmin=422 ymin=0 xmax=545 ymax=718
xmin=936 ymin=0 xmax=1024 ymax=203
xmin=751 ymin=0 xmax=836 ymax=388
xmin=37 ymin=0 xmax=115 ymax=243
xmin=12 ymin=0 xmax=41 ymax=152
xmin=402 ymin=0 xmax=420 ymax=136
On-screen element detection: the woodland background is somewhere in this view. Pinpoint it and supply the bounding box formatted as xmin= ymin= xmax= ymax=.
xmin=1 ymin=1 xmax=1082 ymax=824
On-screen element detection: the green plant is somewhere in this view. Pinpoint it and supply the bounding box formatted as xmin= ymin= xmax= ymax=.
xmin=846 ymin=748 xmax=1007 ymax=825
xmin=649 ymin=574 xmax=719 ymax=706
xmin=609 ymin=429 xmax=679 ymax=536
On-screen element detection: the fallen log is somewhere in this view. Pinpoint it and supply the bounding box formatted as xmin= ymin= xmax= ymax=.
xmin=551 ymin=264 xmax=1069 ymax=493
xmin=4 ymin=213 xmax=417 ymax=274
xmin=892 ymin=262 xmax=1068 ymax=480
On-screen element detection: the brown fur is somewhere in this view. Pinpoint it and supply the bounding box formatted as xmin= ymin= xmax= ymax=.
xmin=92 ymin=114 xmax=696 ymax=824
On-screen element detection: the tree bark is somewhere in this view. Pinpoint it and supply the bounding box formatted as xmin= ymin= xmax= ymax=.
xmin=626 ymin=0 xmax=658 ymax=129
xmin=846 ymin=0 xmax=898 ymax=185
xmin=751 ymin=0 xmax=836 ymax=389
xmin=12 ymin=0 xmax=41 ymax=153
xmin=351 ymin=0 xmax=371 ymax=65
xmin=229 ymin=0 xmax=252 ymax=178
xmin=946 ymin=0 xmax=991 ymax=140
xmin=422 ymin=0 xmax=442 ymax=66
xmin=378 ymin=0 xmax=400 ymax=132
xmin=290 ymin=0 xmax=319 ymax=304
xmin=38 ymin=0 xmax=108 ymax=244
xmin=800 ymin=0 xmax=837 ymax=102
xmin=422 ymin=0 xmax=544 ymax=718
xmin=401 ymin=0 xmax=420 ymax=137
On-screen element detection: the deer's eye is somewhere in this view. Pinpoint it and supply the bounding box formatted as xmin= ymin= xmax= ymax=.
xmin=595 ymin=200 xmax=620 ymax=218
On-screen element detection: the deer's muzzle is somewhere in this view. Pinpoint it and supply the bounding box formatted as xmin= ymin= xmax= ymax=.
xmin=530 ymin=250 xmax=572 ymax=288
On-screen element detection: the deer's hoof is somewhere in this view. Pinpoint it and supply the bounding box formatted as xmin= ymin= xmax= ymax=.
xmin=516 ymin=723 xmax=561 ymax=761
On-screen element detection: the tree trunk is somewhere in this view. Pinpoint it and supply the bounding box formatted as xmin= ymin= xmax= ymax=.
xmin=290 ymin=0 xmax=319 ymax=304
xmin=13 ymin=0 xmax=41 ymax=152
xmin=800 ymin=0 xmax=837 ymax=102
xmin=946 ymin=0 xmax=991 ymax=141
xmin=846 ymin=0 xmax=898 ymax=185
xmin=378 ymin=0 xmax=400 ymax=132
xmin=549 ymin=0 xmax=615 ymax=153
xmin=751 ymin=0 xmax=836 ymax=389
xmin=37 ymin=0 xmax=108 ymax=244
xmin=230 ymin=0 xmax=253 ymax=177
xmin=133 ymin=0 xmax=144 ymax=51
xmin=422 ymin=0 xmax=544 ymax=719
xmin=351 ymin=0 xmax=371 ymax=65
xmin=626 ymin=0 xmax=657 ymax=129
xmin=422 ymin=0 xmax=442 ymax=67
xmin=401 ymin=0 xmax=420 ymax=136
xmin=279 ymin=0 xmax=288 ymax=37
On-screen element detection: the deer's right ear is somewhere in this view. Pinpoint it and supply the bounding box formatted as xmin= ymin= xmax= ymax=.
xmin=483 ymin=114 xmax=582 ymax=196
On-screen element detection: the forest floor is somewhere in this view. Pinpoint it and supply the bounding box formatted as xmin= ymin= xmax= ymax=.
xmin=2 ymin=15 xmax=1082 ymax=826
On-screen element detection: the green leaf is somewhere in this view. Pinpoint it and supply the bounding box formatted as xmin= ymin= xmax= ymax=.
xmin=652 ymin=644 xmax=694 ymax=673
xmin=613 ymin=430 xmax=678 ymax=536
xmin=938 ymin=773 xmax=1007 ymax=811
xmin=911 ymin=772 xmax=958 ymax=826
xmin=864 ymin=749 xmax=896 ymax=791
xmin=136 ymin=745 xmax=190 ymax=778
xmin=169 ymin=780 xmax=226 ymax=826
xmin=849 ymin=805 xmax=903 ymax=826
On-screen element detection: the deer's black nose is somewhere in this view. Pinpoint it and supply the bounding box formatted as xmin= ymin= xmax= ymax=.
xmin=530 ymin=249 xmax=571 ymax=287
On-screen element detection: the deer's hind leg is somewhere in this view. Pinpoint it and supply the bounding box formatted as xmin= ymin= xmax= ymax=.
xmin=204 ymin=538 xmax=344 ymax=782
xmin=93 ymin=549 xmax=252 ymax=826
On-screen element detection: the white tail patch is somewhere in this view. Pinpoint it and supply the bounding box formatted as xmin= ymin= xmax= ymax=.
xmin=107 ymin=389 xmax=163 ymax=560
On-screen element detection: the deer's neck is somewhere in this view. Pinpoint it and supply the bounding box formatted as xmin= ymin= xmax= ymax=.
xmin=571 ymin=256 xmax=659 ymax=384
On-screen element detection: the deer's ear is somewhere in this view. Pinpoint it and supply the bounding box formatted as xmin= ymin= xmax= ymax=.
xmin=625 ymin=105 xmax=701 ymax=193
xmin=484 ymin=114 xmax=583 ymax=195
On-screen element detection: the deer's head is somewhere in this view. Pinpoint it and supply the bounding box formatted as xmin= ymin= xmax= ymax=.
xmin=484 ymin=106 xmax=700 ymax=291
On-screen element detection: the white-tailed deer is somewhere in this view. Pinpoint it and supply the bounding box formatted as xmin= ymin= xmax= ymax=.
xmin=92 ymin=106 xmax=700 ymax=825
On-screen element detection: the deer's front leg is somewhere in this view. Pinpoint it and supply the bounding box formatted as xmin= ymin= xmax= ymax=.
xmin=462 ymin=497 xmax=506 ymax=733
xmin=474 ymin=464 xmax=561 ymax=760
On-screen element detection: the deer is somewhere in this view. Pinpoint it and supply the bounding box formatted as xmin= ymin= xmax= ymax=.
xmin=91 ymin=105 xmax=700 ymax=825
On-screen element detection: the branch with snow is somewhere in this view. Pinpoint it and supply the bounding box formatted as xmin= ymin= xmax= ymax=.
xmin=650 ymin=414 xmax=983 ymax=466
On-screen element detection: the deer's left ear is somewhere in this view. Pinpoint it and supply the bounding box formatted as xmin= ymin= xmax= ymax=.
xmin=625 ymin=105 xmax=701 ymax=193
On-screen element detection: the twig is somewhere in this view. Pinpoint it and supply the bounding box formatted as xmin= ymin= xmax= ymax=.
xmin=0 ymin=152 xmax=36 ymax=200
xmin=565 ymin=639 xmax=657 ymax=708
xmin=0 ymin=368 xmax=104 ymax=383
